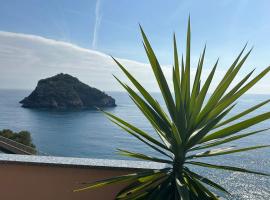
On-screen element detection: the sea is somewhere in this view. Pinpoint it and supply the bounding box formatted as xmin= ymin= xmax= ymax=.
xmin=0 ymin=89 xmax=269 ymax=199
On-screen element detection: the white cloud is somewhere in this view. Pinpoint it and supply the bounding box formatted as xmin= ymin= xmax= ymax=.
xmin=0 ymin=31 xmax=269 ymax=94
xmin=92 ymin=0 xmax=102 ymax=49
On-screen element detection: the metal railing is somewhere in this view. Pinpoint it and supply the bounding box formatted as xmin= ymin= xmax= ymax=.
xmin=0 ymin=135 xmax=39 ymax=155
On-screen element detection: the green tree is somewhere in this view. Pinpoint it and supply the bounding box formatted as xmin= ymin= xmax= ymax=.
xmin=0 ymin=129 xmax=36 ymax=148
xmin=75 ymin=18 xmax=270 ymax=199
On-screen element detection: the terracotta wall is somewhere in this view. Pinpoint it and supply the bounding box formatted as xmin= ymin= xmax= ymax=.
xmin=0 ymin=163 xmax=137 ymax=200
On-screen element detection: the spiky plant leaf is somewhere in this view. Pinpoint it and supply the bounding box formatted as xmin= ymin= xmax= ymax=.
xmin=76 ymin=18 xmax=270 ymax=199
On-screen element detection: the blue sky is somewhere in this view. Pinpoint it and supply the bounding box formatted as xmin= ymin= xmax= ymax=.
xmin=0 ymin=0 xmax=269 ymax=92
xmin=0 ymin=0 xmax=269 ymax=63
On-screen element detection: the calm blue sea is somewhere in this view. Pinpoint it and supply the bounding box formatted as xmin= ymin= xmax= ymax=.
xmin=0 ymin=89 xmax=269 ymax=199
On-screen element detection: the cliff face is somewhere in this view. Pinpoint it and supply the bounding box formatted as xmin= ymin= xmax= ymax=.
xmin=20 ymin=73 xmax=116 ymax=109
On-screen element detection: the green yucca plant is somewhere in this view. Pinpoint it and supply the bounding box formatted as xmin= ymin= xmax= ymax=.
xmin=75 ymin=18 xmax=270 ymax=199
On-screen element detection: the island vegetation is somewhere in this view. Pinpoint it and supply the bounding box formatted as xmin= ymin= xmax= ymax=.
xmin=20 ymin=73 xmax=116 ymax=109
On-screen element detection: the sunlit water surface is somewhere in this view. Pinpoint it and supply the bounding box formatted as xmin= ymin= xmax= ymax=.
xmin=0 ymin=90 xmax=269 ymax=199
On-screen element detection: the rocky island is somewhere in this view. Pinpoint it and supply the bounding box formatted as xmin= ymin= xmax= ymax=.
xmin=20 ymin=73 xmax=116 ymax=109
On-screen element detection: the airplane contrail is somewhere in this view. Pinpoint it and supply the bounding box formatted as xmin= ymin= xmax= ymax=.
xmin=92 ymin=0 xmax=102 ymax=49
